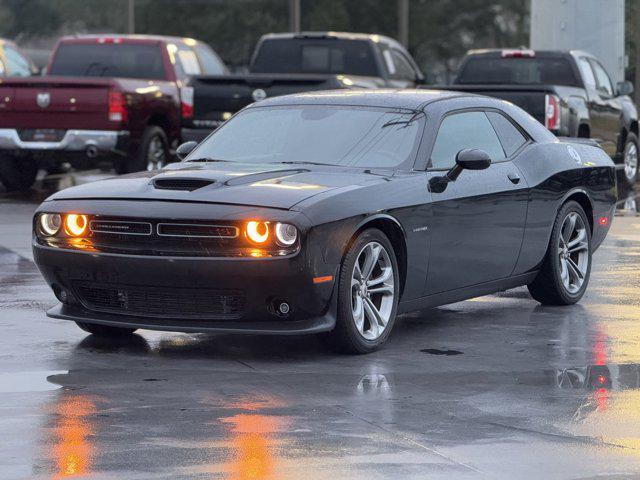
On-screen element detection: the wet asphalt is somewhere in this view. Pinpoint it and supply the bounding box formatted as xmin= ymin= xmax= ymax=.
xmin=1 ymin=170 xmax=640 ymax=479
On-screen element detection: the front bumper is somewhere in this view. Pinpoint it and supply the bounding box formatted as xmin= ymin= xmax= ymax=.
xmin=34 ymin=243 xmax=339 ymax=335
xmin=0 ymin=129 xmax=129 ymax=154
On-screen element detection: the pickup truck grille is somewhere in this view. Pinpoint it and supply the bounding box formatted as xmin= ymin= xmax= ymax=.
xmin=74 ymin=281 xmax=246 ymax=319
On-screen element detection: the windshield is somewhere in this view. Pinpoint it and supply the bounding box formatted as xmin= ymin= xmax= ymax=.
xmin=50 ymin=43 xmax=165 ymax=79
xmin=457 ymin=57 xmax=578 ymax=86
xmin=251 ymin=39 xmax=378 ymax=76
xmin=187 ymin=105 xmax=424 ymax=169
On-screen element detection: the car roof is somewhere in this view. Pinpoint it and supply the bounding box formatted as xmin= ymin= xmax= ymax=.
xmin=58 ymin=34 xmax=198 ymax=45
xmin=260 ymin=31 xmax=403 ymax=48
xmin=251 ymin=89 xmax=474 ymax=111
xmin=464 ymin=48 xmax=585 ymax=58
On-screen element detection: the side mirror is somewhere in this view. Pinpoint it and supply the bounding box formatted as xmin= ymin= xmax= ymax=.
xmin=176 ymin=141 xmax=198 ymax=160
xmin=429 ymin=149 xmax=491 ymax=193
xmin=617 ymin=80 xmax=634 ymax=97
xmin=455 ymin=149 xmax=492 ymax=170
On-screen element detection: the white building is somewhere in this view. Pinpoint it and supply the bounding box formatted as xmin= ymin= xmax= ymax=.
xmin=530 ymin=0 xmax=626 ymax=83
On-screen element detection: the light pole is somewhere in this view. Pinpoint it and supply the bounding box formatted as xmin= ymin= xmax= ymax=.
xmin=128 ymin=0 xmax=135 ymax=34
xmin=289 ymin=0 xmax=301 ymax=33
xmin=398 ymin=0 xmax=409 ymax=47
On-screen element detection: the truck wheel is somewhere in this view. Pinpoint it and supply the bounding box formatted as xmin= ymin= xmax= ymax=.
xmin=322 ymin=228 xmax=400 ymax=354
xmin=622 ymin=132 xmax=639 ymax=186
xmin=528 ymin=201 xmax=592 ymax=305
xmin=115 ymin=126 xmax=168 ymax=174
xmin=0 ymin=154 xmax=38 ymax=192
xmin=76 ymin=322 xmax=137 ymax=336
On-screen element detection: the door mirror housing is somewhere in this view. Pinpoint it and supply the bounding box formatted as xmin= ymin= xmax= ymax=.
xmin=455 ymin=149 xmax=492 ymax=170
xmin=176 ymin=141 xmax=198 ymax=160
xmin=617 ymin=80 xmax=634 ymax=97
xmin=429 ymin=149 xmax=492 ymax=193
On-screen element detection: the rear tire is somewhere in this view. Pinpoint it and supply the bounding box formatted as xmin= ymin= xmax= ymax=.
xmin=0 ymin=154 xmax=38 ymax=192
xmin=114 ymin=126 xmax=168 ymax=174
xmin=76 ymin=322 xmax=137 ymax=337
xmin=621 ymin=132 xmax=639 ymax=187
xmin=528 ymin=201 xmax=592 ymax=305
xmin=322 ymin=228 xmax=399 ymax=354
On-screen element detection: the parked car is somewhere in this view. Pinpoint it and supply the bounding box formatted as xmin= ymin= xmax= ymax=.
xmin=183 ymin=31 xmax=424 ymax=142
xmin=0 ymin=34 xmax=227 ymax=191
xmin=33 ymin=90 xmax=616 ymax=353
xmin=0 ymin=38 xmax=38 ymax=77
xmin=437 ymin=49 xmax=638 ymax=186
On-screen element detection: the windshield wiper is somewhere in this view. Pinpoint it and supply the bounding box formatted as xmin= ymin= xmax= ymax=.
xmin=382 ymin=110 xmax=425 ymax=129
xmin=185 ymin=157 xmax=232 ymax=163
xmin=272 ymin=161 xmax=338 ymax=166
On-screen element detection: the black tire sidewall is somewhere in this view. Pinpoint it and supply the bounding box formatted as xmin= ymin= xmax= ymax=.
xmin=622 ymin=132 xmax=639 ymax=186
xmin=128 ymin=126 xmax=168 ymax=173
xmin=0 ymin=153 xmax=38 ymax=192
xmin=548 ymin=201 xmax=593 ymax=304
xmin=335 ymin=228 xmax=400 ymax=353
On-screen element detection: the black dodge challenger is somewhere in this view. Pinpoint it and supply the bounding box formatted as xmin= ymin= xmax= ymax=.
xmin=33 ymin=90 xmax=616 ymax=353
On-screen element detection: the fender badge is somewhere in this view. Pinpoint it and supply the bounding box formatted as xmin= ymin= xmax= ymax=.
xmin=252 ymin=88 xmax=267 ymax=102
xmin=567 ymin=145 xmax=582 ymax=164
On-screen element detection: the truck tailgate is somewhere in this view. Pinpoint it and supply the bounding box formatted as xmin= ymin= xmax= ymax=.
xmin=430 ymin=84 xmax=554 ymax=125
xmin=188 ymin=74 xmax=340 ymax=128
xmin=0 ymin=76 xmax=115 ymax=130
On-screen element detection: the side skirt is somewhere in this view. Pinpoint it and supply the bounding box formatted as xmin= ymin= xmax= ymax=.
xmin=397 ymin=271 xmax=539 ymax=314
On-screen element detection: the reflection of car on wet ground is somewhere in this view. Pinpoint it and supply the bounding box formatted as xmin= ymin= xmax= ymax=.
xmin=437 ymin=49 xmax=639 ymax=187
xmin=32 ymin=90 xmax=616 ymax=353
xmin=0 ymin=34 xmax=227 ymax=192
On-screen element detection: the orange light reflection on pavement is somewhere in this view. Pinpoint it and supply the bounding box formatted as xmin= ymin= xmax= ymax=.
xmin=51 ymin=395 xmax=95 ymax=479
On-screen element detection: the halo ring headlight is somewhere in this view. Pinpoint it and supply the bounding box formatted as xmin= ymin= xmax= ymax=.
xmin=246 ymin=221 xmax=269 ymax=244
xmin=65 ymin=214 xmax=88 ymax=237
xmin=275 ymin=222 xmax=298 ymax=246
xmin=39 ymin=213 xmax=62 ymax=236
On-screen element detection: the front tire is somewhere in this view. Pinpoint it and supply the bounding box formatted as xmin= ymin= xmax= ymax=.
xmin=622 ymin=132 xmax=639 ymax=186
xmin=528 ymin=201 xmax=592 ymax=305
xmin=76 ymin=322 xmax=137 ymax=337
xmin=0 ymin=153 xmax=38 ymax=192
xmin=323 ymin=228 xmax=400 ymax=354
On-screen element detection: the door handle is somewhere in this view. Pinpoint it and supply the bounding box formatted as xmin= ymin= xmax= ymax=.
xmin=508 ymin=172 xmax=521 ymax=184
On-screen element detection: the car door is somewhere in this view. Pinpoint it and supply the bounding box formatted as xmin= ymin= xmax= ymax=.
xmin=424 ymin=110 xmax=529 ymax=295
xmin=586 ymin=58 xmax=622 ymax=156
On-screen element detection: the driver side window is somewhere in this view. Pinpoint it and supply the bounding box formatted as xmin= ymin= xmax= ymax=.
xmin=430 ymin=111 xmax=505 ymax=169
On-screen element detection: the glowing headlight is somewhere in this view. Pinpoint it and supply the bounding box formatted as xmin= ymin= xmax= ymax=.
xmin=275 ymin=222 xmax=297 ymax=246
xmin=64 ymin=214 xmax=89 ymax=237
xmin=39 ymin=213 xmax=62 ymax=236
xmin=246 ymin=221 xmax=269 ymax=244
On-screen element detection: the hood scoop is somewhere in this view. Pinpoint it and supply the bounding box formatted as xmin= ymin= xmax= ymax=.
xmin=153 ymin=178 xmax=215 ymax=191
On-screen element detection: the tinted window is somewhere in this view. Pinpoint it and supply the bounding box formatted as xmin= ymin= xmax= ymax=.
xmin=190 ymin=105 xmax=423 ymax=169
xmin=252 ymin=39 xmax=377 ymax=76
xmin=0 ymin=58 xmax=5 ymax=76
xmin=457 ymin=57 xmax=578 ymax=86
xmin=194 ymin=44 xmax=226 ymax=75
xmin=391 ymin=50 xmax=416 ymax=80
xmin=50 ymin=43 xmax=165 ymax=79
xmin=431 ymin=112 xmax=506 ymax=169
xmin=4 ymin=45 xmax=32 ymax=76
xmin=590 ymin=60 xmax=614 ymax=97
xmin=486 ymin=111 xmax=527 ymax=156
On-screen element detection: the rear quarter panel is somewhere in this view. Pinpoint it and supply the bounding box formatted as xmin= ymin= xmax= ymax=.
xmin=513 ymin=142 xmax=616 ymax=274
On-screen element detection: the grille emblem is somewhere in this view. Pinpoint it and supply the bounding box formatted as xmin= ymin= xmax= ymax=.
xmin=36 ymin=92 xmax=51 ymax=108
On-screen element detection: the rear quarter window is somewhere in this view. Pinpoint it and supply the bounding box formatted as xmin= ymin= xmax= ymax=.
xmin=486 ymin=111 xmax=528 ymax=156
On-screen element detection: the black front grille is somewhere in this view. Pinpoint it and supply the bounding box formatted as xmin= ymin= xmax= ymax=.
xmin=157 ymin=223 xmax=238 ymax=238
xmin=74 ymin=282 xmax=246 ymax=319
xmin=153 ymin=178 xmax=214 ymax=191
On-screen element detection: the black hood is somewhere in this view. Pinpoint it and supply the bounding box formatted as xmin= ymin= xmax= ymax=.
xmin=46 ymin=162 xmax=386 ymax=210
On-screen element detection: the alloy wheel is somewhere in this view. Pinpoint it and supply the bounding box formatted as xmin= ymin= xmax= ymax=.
xmin=146 ymin=136 xmax=167 ymax=171
xmin=351 ymin=241 xmax=395 ymax=340
xmin=558 ymin=212 xmax=589 ymax=294
xmin=624 ymin=141 xmax=638 ymax=182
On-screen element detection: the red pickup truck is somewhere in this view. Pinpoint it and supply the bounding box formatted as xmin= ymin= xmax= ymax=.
xmin=0 ymin=34 xmax=227 ymax=191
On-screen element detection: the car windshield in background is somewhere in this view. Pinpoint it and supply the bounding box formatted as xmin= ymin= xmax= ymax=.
xmin=457 ymin=57 xmax=578 ymax=86
xmin=49 ymin=43 xmax=165 ymax=79
xmin=252 ymin=39 xmax=378 ymax=76
xmin=189 ymin=105 xmax=423 ymax=169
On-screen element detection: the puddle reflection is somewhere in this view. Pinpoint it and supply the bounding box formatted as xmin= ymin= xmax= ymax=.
xmin=50 ymin=395 xmax=96 ymax=479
